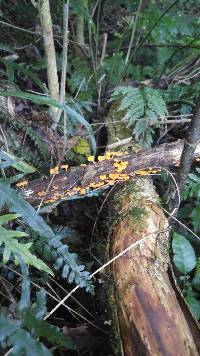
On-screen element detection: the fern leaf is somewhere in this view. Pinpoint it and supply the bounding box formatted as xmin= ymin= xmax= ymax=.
xmin=0 ymin=225 xmax=53 ymax=275
xmin=110 ymin=85 xmax=167 ymax=147
xmin=22 ymin=311 xmax=76 ymax=350
xmin=32 ymin=289 xmax=47 ymax=320
xmin=18 ymin=256 xmax=30 ymax=312
xmin=0 ymin=182 xmax=93 ymax=291
xmin=144 ymin=87 xmax=167 ymax=118
xmin=0 ymin=315 xmax=51 ymax=356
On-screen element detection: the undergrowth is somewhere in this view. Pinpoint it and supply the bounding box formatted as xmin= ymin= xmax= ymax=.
xmin=0 ymin=0 xmax=200 ymax=354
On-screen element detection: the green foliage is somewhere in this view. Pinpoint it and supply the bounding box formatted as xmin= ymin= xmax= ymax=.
xmin=110 ymin=86 xmax=167 ymax=147
xmin=73 ymin=138 xmax=90 ymax=156
xmin=0 ymin=179 xmax=93 ymax=292
xmin=0 ymin=317 xmax=51 ymax=356
xmin=28 ymin=228 xmax=93 ymax=293
xmin=180 ymin=168 xmax=200 ymax=233
xmin=22 ymin=311 xmax=76 ymax=350
xmin=67 ymin=57 xmax=95 ymax=102
xmin=14 ymin=119 xmax=49 ymax=167
xmin=182 ymin=167 xmax=200 ymax=200
xmin=0 ymin=59 xmax=48 ymax=93
xmin=185 ymin=295 xmax=200 ymax=321
xmin=172 ymin=233 xmax=196 ymax=274
xmin=164 ymin=82 xmax=200 ymax=108
xmin=0 ymin=89 xmax=96 ymax=154
xmin=0 ymin=265 xmax=75 ymax=355
xmin=0 ymin=150 xmax=36 ymax=173
xmin=0 ymin=213 xmax=53 ymax=274
xmin=172 ymin=232 xmax=200 ymax=320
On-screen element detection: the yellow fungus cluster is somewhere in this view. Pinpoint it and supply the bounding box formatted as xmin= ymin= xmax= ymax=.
xmin=87 ymin=151 xmax=128 ymax=163
xmin=135 ymin=168 xmax=161 ymax=176
xmin=50 ymin=164 xmax=69 ymax=175
xmin=113 ymin=161 xmax=128 ymax=172
xmin=17 ymin=151 xmax=163 ymax=207
xmin=16 ymin=180 xmax=28 ymax=188
xmin=37 ymin=191 xmax=45 ymax=197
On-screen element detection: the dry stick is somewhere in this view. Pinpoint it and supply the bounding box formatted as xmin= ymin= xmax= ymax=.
xmin=51 ymin=0 xmax=69 ymax=130
xmin=39 ymin=0 xmax=59 ymax=119
xmin=177 ymin=95 xmax=200 ymax=193
xmin=125 ymin=0 xmax=143 ymax=65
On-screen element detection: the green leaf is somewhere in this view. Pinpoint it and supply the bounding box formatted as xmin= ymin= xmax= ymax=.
xmin=0 ymin=225 xmax=53 ymax=275
xmin=18 ymin=256 xmax=30 ymax=312
xmin=0 ymin=150 xmax=36 ymax=173
xmin=5 ymin=60 xmax=15 ymax=82
xmin=0 ymin=181 xmax=93 ymax=290
xmin=2 ymin=151 xmax=36 ymax=173
xmin=0 ymin=213 xmax=21 ymax=225
xmin=73 ymin=138 xmax=90 ymax=156
xmin=185 ymin=295 xmax=200 ymax=320
xmin=10 ymin=329 xmax=51 ymax=356
xmin=0 ymin=315 xmax=20 ymax=342
xmin=192 ymin=274 xmax=200 ymax=292
xmin=172 ymin=232 xmax=196 ymax=274
xmin=0 ymin=59 xmax=48 ymax=93
xmin=0 ymin=90 xmax=96 ymax=154
xmin=32 ymin=288 xmax=47 ymax=320
xmin=0 ymin=313 xmax=51 ymax=355
xmin=191 ymin=205 xmax=200 ymax=232
xmin=0 ymin=181 xmax=55 ymax=238
xmin=22 ymin=311 xmax=76 ymax=350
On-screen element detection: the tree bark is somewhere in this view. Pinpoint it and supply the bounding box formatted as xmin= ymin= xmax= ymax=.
xmin=108 ymin=179 xmax=200 ymax=355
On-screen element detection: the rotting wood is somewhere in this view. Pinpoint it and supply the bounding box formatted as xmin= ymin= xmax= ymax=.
xmin=17 ymin=140 xmax=200 ymax=207
xmin=105 ymin=101 xmax=200 ymax=355
xmin=108 ymin=179 xmax=200 ymax=355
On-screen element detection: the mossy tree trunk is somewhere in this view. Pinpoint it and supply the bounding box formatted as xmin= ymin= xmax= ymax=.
xmin=106 ymin=103 xmax=200 ymax=355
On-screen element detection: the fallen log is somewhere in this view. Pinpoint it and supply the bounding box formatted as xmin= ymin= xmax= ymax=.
xmin=108 ymin=178 xmax=200 ymax=355
xmin=18 ymin=140 xmax=200 ymax=207
xmin=104 ymin=102 xmax=200 ymax=355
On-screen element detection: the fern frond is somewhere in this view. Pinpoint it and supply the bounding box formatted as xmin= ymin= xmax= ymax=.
xmin=15 ymin=120 xmax=49 ymax=162
xmin=0 ymin=214 xmax=53 ymax=275
xmin=0 ymin=180 xmax=93 ymax=293
xmin=0 ymin=314 xmax=51 ymax=356
xmin=182 ymin=167 xmax=200 ymax=199
xmin=145 ymin=87 xmax=167 ymax=118
xmin=110 ymin=86 xmax=168 ymax=147
xmin=0 ymin=312 xmax=75 ymax=354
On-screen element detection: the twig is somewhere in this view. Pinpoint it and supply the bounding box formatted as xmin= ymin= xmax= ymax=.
xmin=125 ymin=0 xmax=143 ymax=65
